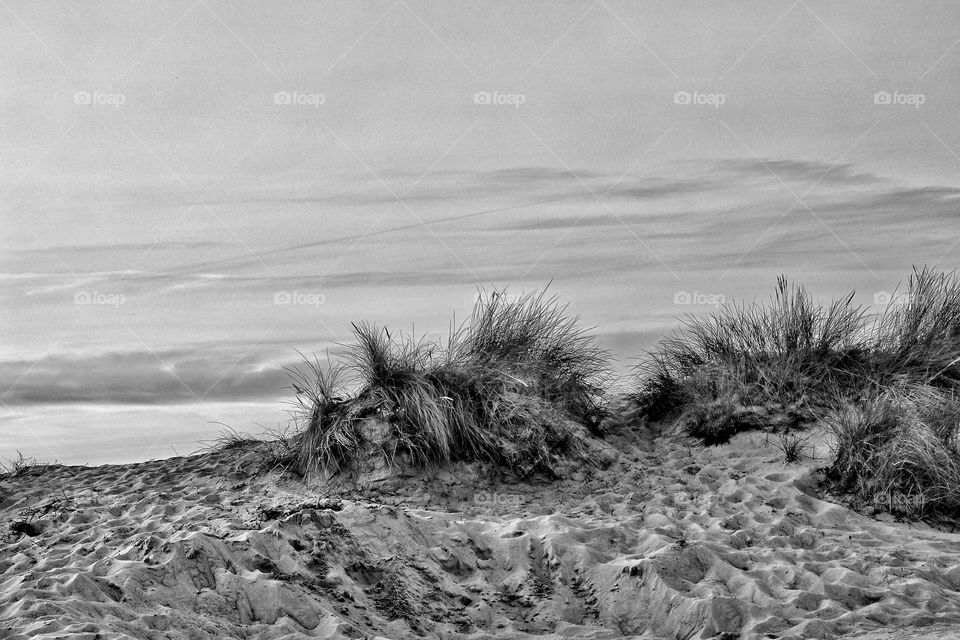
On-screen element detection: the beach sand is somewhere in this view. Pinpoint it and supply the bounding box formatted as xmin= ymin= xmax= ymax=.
xmin=4 ymin=421 xmax=960 ymax=639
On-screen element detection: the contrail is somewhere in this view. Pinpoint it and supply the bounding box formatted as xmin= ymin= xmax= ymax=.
xmin=168 ymin=192 xmax=585 ymax=275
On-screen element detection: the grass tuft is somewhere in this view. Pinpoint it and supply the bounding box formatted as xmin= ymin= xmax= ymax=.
xmin=633 ymin=267 xmax=960 ymax=522
xmin=635 ymin=275 xmax=869 ymax=439
xmin=824 ymin=383 xmax=960 ymax=519
xmin=872 ymin=267 xmax=960 ymax=390
xmin=292 ymin=288 xmax=610 ymax=477
xmin=454 ymin=289 xmax=611 ymax=431
xmin=0 ymin=452 xmax=42 ymax=478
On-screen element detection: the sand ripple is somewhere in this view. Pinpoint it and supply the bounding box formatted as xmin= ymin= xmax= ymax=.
xmin=4 ymin=427 xmax=960 ymax=639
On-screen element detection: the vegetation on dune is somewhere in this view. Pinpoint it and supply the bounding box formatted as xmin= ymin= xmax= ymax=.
xmin=204 ymin=268 xmax=960 ymax=522
xmin=634 ymin=266 xmax=960 ymax=520
xmin=0 ymin=452 xmax=44 ymax=478
xmin=872 ymin=268 xmax=960 ymax=390
xmin=635 ymin=275 xmax=870 ymax=439
xmin=289 ymin=289 xmax=611 ymax=477
xmin=824 ymin=383 xmax=960 ymax=520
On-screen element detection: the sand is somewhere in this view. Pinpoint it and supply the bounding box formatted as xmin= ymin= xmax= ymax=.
xmin=4 ymin=421 xmax=960 ymax=639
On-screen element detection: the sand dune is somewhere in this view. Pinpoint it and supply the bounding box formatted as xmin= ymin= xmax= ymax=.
xmin=4 ymin=422 xmax=960 ymax=639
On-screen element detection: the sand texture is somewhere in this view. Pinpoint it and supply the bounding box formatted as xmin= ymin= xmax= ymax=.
xmin=4 ymin=423 xmax=960 ymax=639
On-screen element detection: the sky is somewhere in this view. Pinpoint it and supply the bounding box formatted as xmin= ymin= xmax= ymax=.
xmin=1 ymin=0 xmax=959 ymax=464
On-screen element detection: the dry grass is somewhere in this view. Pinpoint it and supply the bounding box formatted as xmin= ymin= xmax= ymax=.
xmin=291 ymin=288 xmax=610 ymax=477
xmin=872 ymin=267 xmax=960 ymax=390
xmin=209 ymin=424 xmax=302 ymax=474
xmin=635 ymin=275 xmax=869 ymax=440
xmin=824 ymin=383 xmax=960 ymax=519
xmin=0 ymin=452 xmax=43 ymax=478
xmin=633 ymin=267 xmax=960 ymax=521
xmin=454 ymin=289 xmax=611 ymax=432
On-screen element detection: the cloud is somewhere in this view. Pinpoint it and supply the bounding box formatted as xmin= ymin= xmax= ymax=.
xmin=12 ymin=241 xmax=224 ymax=256
xmin=717 ymin=159 xmax=884 ymax=186
xmin=0 ymin=346 xmax=307 ymax=405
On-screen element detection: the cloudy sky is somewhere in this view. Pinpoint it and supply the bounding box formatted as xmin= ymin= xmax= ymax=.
xmin=2 ymin=0 xmax=958 ymax=463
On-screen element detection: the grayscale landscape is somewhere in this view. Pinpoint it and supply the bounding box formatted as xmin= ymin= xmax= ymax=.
xmin=2 ymin=2 xmax=960 ymax=638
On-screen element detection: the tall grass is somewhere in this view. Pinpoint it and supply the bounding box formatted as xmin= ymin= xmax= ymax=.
xmin=873 ymin=267 xmax=960 ymax=389
xmin=636 ymin=276 xmax=869 ymax=438
xmin=824 ymin=383 xmax=960 ymax=519
xmin=286 ymin=352 xmax=350 ymax=473
xmin=633 ymin=267 xmax=960 ymax=520
xmin=454 ymin=289 xmax=611 ymax=431
xmin=824 ymin=268 xmax=960 ymax=519
xmin=292 ymin=289 xmax=610 ymax=477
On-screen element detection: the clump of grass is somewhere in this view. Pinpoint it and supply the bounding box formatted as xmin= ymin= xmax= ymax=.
xmin=293 ymin=288 xmax=609 ymax=477
xmin=211 ymin=425 xmax=264 ymax=451
xmin=771 ymin=431 xmax=814 ymax=463
xmin=636 ymin=276 xmax=869 ymax=441
xmin=0 ymin=452 xmax=41 ymax=478
xmin=819 ymin=268 xmax=960 ymax=519
xmin=209 ymin=423 xmax=303 ymax=474
xmin=824 ymin=383 xmax=960 ymax=519
xmin=286 ymin=352 xmax=350 ymax=474
xmin=872 ymin=267 xmax=960 ymax=390
xmin=454 ymin=289 xmax=611 ymax=432
xmin=632 ymin=267 xmax=960 ymax=522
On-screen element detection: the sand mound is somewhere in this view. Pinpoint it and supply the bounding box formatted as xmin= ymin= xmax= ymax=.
xmin=5 ymin=424 xmax=960 ymax=639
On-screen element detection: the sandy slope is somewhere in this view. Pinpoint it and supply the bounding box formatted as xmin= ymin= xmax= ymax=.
xmin=4 ymin=422 xmax=960 ymax=640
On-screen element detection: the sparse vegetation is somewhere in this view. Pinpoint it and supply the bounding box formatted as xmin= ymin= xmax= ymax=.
xmin=0 ymin=451 xmax=43 ymax=478
xmin=291 ymin=289 xmax=611 ymax=477
xmin=210 ymin=423 xmax=302 ymax=474
xmin=772 ymin=431 xmax=813 ymax=463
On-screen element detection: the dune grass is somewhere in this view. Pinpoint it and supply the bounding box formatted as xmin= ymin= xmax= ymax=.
xmin=872 ymin=268 xmax=960 ymax=390
xmin=291 ymin=289 xmax=610 ymax=477
xmin=635 ymin=275 xmax=870 ymax=440
xmin=237 ymin=269 xmax=960 ymax=520
xmin=634 ymin=267 xmax=960 ymax=520
xmin=824 ymin=383 xmax=960 ymax=519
